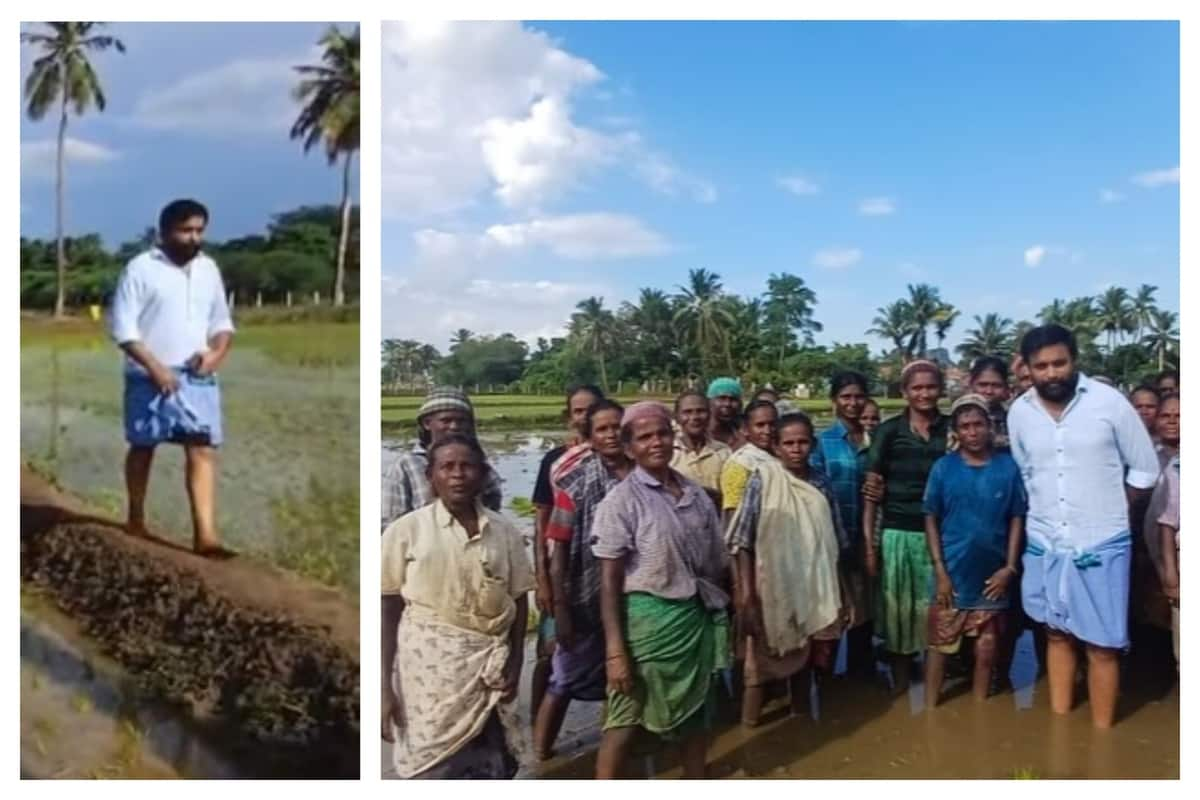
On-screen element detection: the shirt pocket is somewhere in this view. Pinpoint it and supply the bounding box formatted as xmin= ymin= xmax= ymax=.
xmin=475 ymin=551 xmax=513 ymax=619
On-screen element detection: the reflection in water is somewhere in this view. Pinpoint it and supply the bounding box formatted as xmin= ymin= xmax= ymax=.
xmin=381 ymin=431 xmax=1180 ymax=779
xmin=21 ymin=610 xmax=237 ymax=778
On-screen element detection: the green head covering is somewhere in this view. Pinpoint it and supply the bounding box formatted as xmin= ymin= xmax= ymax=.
xmin=706 ymin=377 xmax=742 ymax=399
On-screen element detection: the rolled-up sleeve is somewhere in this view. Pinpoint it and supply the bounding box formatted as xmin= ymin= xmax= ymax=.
xmin=109 ymin=265 xmax=144 ymax=345
xmin=207 ymin=267 xmax=235 ymax=338
xmin=590 ymin=490 xmax=633 ymax=560
xmin=1115 ymin=400 xmax=1160 ymax=489
xmin=380 ymin=520 xmax=410 ymax=596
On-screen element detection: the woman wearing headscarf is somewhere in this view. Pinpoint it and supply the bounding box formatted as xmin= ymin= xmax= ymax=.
xmin=590 ymin=402 xmax=731 ymax=778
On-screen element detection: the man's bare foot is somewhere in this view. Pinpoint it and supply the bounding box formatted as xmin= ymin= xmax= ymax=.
xmin=194 ymin=543 xmax=236 ymax=560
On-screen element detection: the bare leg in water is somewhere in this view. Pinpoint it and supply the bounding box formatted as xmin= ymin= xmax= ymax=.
xmin=1045 ymin=629 xmax=1077 ymax=715
xmin=595 ymin=726 xmax=638 ymax=779
xmin=533 ymin=691 xmax=571 ymax=759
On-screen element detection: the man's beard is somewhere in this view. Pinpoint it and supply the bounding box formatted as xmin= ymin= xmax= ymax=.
xmin=1034 ymin=371 xmax=1080 ymax=403
xmin=164 ymin=242 xmax=200 ymax=263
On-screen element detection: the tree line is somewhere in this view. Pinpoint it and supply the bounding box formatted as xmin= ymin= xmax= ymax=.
xmin=382 ymin=270 xmax=1179 ymax=396
xmin=20 ymin=205 xmax=360 ymax=309
xmin=21 ymin=21 xmax=359 ymax=315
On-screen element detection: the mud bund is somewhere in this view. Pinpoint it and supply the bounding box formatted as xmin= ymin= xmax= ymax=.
xmin=21 ymin=495 xmax=360 ymax=778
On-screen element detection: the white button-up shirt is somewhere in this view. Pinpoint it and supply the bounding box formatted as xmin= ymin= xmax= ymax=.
xmin=1007 ymin=373 xmax=1159 ymax=551
xmin=108 ymin=248 xmax=235 ymax=374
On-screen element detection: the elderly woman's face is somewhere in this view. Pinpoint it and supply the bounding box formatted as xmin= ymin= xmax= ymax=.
xmin=589 ymin=409 xmax=625 ymax=459
xmin=626 ymin=417 xmax=675 ymax=470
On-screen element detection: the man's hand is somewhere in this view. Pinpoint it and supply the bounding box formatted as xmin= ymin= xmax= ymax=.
xmin=1163 ymin=573 xmax=1180 ymax=607
xmin=149 ymin=364 xmax=180 ymax=395
xmin=534 ymin=575 xmax=553 ymax=614
xmin=606 ymin=652 xmax=634 ymax=697
xmin=982 ymin=566 xmax=1016 ymax=602
xmin=500 ymin=662 xmax=521 ymax=703
xmin=555 ymin=612 xmax=576 ymax=652
xmin=865 ymin=548 xmax=879 ymax=579
xmin=862 ymin=473 xmax=885 ymax=504
xmin=188 ymin=350 xmax=222 ymax=377
xmin=736 ymin=592 xmax=764 ymax=640
xmin=381 ymin=689 xmax=403 ymax=741
xmin=934 ymin=571 xmax=955 ymax=609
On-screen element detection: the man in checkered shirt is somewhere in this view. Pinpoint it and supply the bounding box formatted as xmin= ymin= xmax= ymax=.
xmin=381 ymin=386 xmax=503 ymax=530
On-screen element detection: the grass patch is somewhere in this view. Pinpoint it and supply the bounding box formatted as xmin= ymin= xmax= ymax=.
xmin=269 ymin=477 xmax=360 ymax=594
xmin=20 ymin=314 xmax=359 ymax=370
xmin=382 ymin=393 xmax=911 ymax=432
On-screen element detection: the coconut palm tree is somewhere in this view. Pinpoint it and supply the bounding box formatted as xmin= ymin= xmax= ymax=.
xmin=764 ymin=272 xmax=822 ymax=368
xmin=1096 ymin=286 xmax=1135 ymax=353
xmin=1131 ymin=283 xmax=1159 ymax=341
xmin=623 ymin=288 xmax=679 ymax=381
xmin=672 ymin=268 xmax=736 ymax=372
xmin=21 ymin=22 xmax=125 ymax=318
xmin=903 ymin=283 xmax=945 ymax=358
xmin=932 ymin=303 xmax=960 ymax=353
xmin=867 ymin=300 xmax=914 ymax=358
xmin=1142 ymin=309 xmax=1179 ymax=371
xmin=570 ymin=296 xmax=617 ymax=392
xmin=450 ymin=329 xmax=474 ymax=352
xmin=956 ymin=313 xmax=1014 ymax=361
xmin=291 ymin=24 xmax=359 ymax=307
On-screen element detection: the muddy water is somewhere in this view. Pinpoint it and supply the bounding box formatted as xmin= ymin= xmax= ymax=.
xmin=381 ymin=432 xmax=1179 ymax=779
xmin=21 ymin=601 xmax=238 ymax=779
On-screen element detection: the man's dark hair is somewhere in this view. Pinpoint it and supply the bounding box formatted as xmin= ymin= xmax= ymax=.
xmin=1156 ymin=368 xmax=1180 ymax=387
xmin=742 ymin=399 xmax=778 ymax=427
xmin=424 ymin=434 xmax=487 ymax=477
xmin=583 ymin=399 xmax=626 ymax=439
xmin=774 ymin=411 xmax=814 ymax=440
xmin=1131 ymin=384 xmax=1162 ymax=402
xmin=674 ymin=389 xmax=709 ymax=413
xmin=159 ymin=198 xmax=209 ymax=233
xmin=830 ymin=370 xmax=870 ymax=398
xmin=1019 ymin=324 xmax=1078 ymax=363
xmin=969 ymin=356 xmax=1010 ymax=383
xmin=565 ymin=383 xmax=604 ymax=408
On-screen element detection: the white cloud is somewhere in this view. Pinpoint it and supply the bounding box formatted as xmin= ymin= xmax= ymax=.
xmin=21 ymin=137 xmax=120 ymax=178
xmin=812 ymin=247 xmax=862 ymax=270
xmin=777 ymin=175 xmax=820 ymax=196
xmin=859 ymin=196 xmax=896 ymax=216
xmin=1024 ymin=245 xmax=1047 ymax=268
xmin=635 ymin=153 xmax=717 ymax=203
xmin=1131 ymin=165 xmax=1180 ymax=188
xmin=480 ymin=95 xmax=623 ymax=209
xmin=130 ymin=51 xmax=314 ymax=135
xmin=484 ymin=213 xmax=671 ymax=259
xmin=1099 ymin=188 xmax=1125 ymax=204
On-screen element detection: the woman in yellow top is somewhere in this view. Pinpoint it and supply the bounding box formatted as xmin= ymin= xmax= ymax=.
xmin=719 ymin=399 xmax=780 ymax=518
xmin=380 ymin=434 xmax=535 ymax=779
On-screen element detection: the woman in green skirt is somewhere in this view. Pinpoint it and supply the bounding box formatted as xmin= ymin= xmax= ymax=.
xmin=862 ymin=360 xmax=950 ymax=694
xmin=590 ymin=402 xmax=731 ymax=779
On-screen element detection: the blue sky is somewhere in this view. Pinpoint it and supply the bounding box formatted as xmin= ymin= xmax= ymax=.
xmin=381 ymin=21 xmax=1179 ymax=354
xmin=20 ymin=21 xmax=359 ymax=247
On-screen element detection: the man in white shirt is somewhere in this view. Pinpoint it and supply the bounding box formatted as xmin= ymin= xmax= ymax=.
xmin=108 ymin=199 xmax=235 ymax=556
xmin=1007 ymin=324 xmax=1158 ymax=729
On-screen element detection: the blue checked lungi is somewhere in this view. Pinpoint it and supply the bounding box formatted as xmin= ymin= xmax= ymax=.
xmin=1021 ymin=530 xmax=1131 ymax=649
xmin=124 ymin=367 xmax=223 ymax=448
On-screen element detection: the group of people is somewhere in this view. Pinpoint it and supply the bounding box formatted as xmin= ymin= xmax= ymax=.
xmin=380 ymin=323 xmax=1180 ymax=779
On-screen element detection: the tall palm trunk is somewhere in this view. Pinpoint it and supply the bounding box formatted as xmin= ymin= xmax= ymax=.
xmin=597 ymin=349 xmax=609 ymax=394
xmin=54 ymin=73 xmax=68 ymax=319
xmin=333 ymin=150 xmax=353 ymax=307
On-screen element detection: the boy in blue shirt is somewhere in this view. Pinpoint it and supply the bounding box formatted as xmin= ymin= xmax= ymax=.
xmin=923 ymin=394 xmax=1026 ymax=704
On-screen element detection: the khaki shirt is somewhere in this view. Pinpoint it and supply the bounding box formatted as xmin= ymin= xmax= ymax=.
xmin=381 ymin=499 xmax=535 ymax=636
xmin=671 ymin=435 xmax=732 ymax=493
